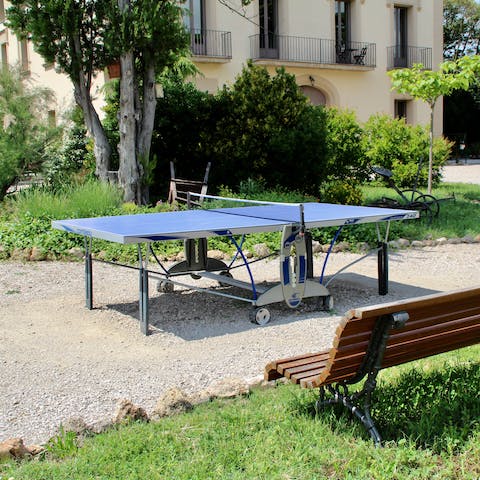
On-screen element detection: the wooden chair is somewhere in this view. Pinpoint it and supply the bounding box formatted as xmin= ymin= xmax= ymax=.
xmin=167 ymin=161 xmax=211 ymax=206
xmin=265 ymin=286 xmax=480 ymax=445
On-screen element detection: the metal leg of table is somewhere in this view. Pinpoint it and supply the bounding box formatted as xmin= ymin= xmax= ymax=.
xmin=85 ymin=238 xmax=93 ymax=310
xmin=377 ymin=241 xmax=388 ymax=295
xmin=138 ymin=244 xmax=150 ymax=335
xmin=305 ymin=231 xmax=314 ymax=279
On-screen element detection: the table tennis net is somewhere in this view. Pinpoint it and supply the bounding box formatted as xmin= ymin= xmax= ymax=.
xmin=187 ymin=193 xmax=305 ymax=225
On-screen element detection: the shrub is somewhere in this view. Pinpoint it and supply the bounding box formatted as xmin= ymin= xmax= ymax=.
xmin=319 ymin=180 xmax=363 ymax=205
xmin=0 ymin=66 xmax=59 ymax=199
xmin=266 ymin=106 xmax=328 ymax=195
xmin=42 ymin=107 xmax=93 ymax=189
xmin=151 ymin=79 xmax=217 ymax=200
xmin=324 ymin=107 xmax=369 ymax=182
xmin=362 ymin=114 xmax=451 ymax=188
xmin=206 ymin=62 xmax=314 ymax=191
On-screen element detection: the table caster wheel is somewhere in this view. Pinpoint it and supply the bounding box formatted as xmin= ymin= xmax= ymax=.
xmin=157 ymin=280 xmax=174 ymax=293
xmin=218 ymin=270 xmax=233 ymax=287
xmin=322 ymin=295 xmax=334 ymax=311
xmin=250 ymin=307 xmax=271 ymax=326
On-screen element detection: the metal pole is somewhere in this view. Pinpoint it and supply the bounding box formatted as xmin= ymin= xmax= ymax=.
xmin=84 ymin=236 xmax=93 ymax=310
xmin=377 ymin=241 xmax=388 ymax=295
xmin=138 ymin=244 xmax=150 ymax=335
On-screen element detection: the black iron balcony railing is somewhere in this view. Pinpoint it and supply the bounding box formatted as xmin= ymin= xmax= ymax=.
xmin=188 ymin=29 xmax=232 ymax=59
xmin=250 ymin=34 xmax=376 ymax=68
xmin=387 ymin=45 xmax=432 ymax=70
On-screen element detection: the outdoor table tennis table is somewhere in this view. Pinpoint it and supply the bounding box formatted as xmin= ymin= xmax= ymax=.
xmin=52 ymin=199 xmax=418 ymax=335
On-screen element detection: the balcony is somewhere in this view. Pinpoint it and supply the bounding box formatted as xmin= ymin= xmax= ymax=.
xmin=249 ymin=34 xmax=376 ymax=69
xmin=387 ymin=45 xmax=432 ymax=70
xmin=188 ymin=29 xmax=232 ymax=62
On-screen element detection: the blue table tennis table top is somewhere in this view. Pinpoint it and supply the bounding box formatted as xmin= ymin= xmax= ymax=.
xmin=52 ymin=202 xmax=418 ymax=244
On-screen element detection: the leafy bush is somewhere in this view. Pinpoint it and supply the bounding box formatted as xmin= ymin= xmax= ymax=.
xmin=42 ymin=107 xmax=93 ymax=188
xmin=362 ymin=115 xmax=452 ymax=188
xmin=324 ymin=107 xmax=369 ymax=182
xmin=205 ymin=62 xmax=319 ymax=192
xmin=319 ymin=180 xmax=363 ymax=205
xmin=0 ymin=66 xmax=59 ymax=199
xmin=150 ymin=79 xmax=216 ymax=200
xmin=267 ymin=106 xmax=328 ymax=194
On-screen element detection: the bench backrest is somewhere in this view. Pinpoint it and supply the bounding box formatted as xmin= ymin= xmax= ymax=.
xmin=304 ymin=286 xmax=480 ymax=388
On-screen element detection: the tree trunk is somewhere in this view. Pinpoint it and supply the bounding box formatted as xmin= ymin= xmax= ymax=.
xmin=117 ymin=49 xmax=141 ymax=203
xmin=427 ymin=102 xmax=435 ymax=194
xmin=137 ymin=61 xmax=157 ymax=204
xmin=73 ymin=80 xmax=111 ymax=182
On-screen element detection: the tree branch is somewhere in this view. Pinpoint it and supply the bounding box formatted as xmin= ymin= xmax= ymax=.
xmin=217 ymin=0 xmax=259 ymax=28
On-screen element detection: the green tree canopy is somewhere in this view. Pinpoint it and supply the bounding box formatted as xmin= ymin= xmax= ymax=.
xmin=388 ymin=55 xmax=480 ymax=192
xmin=444 ymin=0 xmax=480 ymax=59
xmin=0 ymin=67 xmax=58 ymax=199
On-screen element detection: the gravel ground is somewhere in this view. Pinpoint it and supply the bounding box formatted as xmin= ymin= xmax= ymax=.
xmin=0 ymin=164 xmax=479 ymax=445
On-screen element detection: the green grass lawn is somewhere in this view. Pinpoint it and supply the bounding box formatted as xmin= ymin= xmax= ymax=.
xmin=2 ymin=347 xmax=479 ymax=480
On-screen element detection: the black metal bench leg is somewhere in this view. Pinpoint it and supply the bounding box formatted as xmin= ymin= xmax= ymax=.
xmin=378 ymin=241 xmax=388 ymax=295
xmin=315 ymin=385 xmax=382 ymax=447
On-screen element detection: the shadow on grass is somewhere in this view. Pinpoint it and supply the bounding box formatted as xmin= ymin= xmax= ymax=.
xmin=290 ymin=362 xmax=480 ymax=452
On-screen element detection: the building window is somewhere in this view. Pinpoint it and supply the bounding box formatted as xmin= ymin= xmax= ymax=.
xmin=395 ymin=100 xmax=408 ymax=120
xmin=48 ymin=110 xmax=57 ymax=127
xmin=335 ymin=1 xmax=350 ymax=47
xmin=20 ymin=39 xmax=29 ymax=72
xmin=394 ymin=6 xmax=408 ymax=68
xmin=1 ymin=42 xmax=7 ymax=68
xmin=259 ymin=0 xmax=278 ymax=59
xmin=183 ymin=0 xmax=205 ymax=55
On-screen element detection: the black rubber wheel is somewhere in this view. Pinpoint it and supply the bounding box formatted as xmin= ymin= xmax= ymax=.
xmin=218 ymin=270 xmax=233 ymax=287
xmin=157 ymin=280 xmax=174 ymax=293
xmin=249 ymin=307 xmax=271 ymax=326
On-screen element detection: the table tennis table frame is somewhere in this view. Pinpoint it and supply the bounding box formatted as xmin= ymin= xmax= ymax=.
xmin=82 ymin=223 xmax=391 ymax=335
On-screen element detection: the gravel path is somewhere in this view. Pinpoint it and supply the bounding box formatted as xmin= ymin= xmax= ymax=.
xmin=1 ymin=242 xmax=479 ymax=445
xmin=1 ymin=164 xmax=479 ymax=445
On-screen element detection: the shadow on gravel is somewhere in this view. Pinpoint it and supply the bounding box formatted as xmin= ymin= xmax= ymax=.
xmin=106 ymin=274 xmax=439 ymax=340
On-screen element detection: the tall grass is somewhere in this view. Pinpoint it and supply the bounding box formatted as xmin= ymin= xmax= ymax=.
xmin=4 ymin=180 xmax=124 ymax=219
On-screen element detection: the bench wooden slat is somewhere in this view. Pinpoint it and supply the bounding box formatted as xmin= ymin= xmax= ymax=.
xmin=334 ymin=300 xmax=480 ymax=349
xmin=264 ymin=352 xmax=328 ymax=381
xmin=331 ymin=312 xmax=480 ymax=362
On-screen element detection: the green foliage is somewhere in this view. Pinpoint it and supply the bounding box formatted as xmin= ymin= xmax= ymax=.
xmin=362 ymin=115 xmax=450 ymax=188
xmin=45 ymin=427 xmax=79 ymax=459
xmin=151 ymin=79 xmax=216 ymax=199
xmin=207 ymin=62 xmax=314 ymax=191
xmin=319 ymin=180 xmax=363 ymax=205
xmin=324 ymin=107 xmax=369 ymax=182
xmin=42 ymin=107 xmax=93 ymax=189
xmin=266 ymin=106 xmax=328 ymax=194
xmin=444 ymin=0 xmax=480 ymax=59
xmin=7 ymin=1 xmax=115 ymax=79
xmin=0 ymin=66 xmax=58 ymax=199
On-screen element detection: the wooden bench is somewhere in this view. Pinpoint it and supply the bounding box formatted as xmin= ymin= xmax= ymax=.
xmin=265 ymin=286 xmax=480 ymax=445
